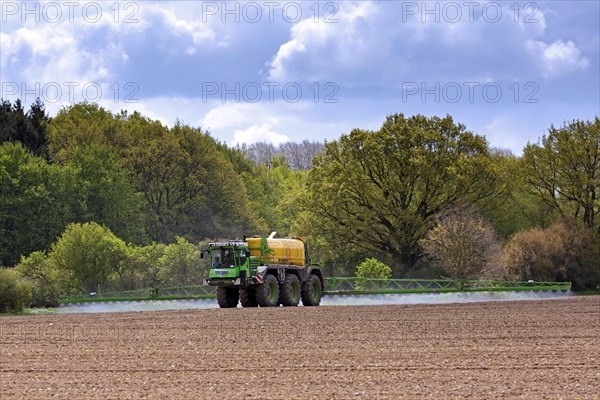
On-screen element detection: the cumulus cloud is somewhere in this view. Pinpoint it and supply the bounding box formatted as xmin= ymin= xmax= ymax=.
xmin=526 ymin=39 xmax=590 ymax=78
xmin=201 ymin=103 xmax=290 ymax=145
xmin=233 ymin=122 xmax=289 ymax=145
xmin=148 ymin=6 xmax=218 ymax=48
xmin=0 ymin=2 xmax=223 ymax=102
xmin=265 ymin=1 xmax=556 ymax=85
xmin=267 ymin=1 xmax=379 ymax=81
xmin=2 ymin=25 xmax=100 ymax=83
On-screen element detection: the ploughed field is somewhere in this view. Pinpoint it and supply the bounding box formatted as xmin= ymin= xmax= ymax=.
xmin=1 ymin=297 xmax=598 ymax=399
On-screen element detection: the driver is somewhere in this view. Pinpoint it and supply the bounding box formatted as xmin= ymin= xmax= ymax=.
xmin=222 ymin=250 xmax=234 ymax=266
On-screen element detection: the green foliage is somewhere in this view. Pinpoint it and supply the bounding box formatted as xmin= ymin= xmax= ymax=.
xmin=51 ymin=222 xmax=129 ymax=293
xmin=68 ymin=144 xmax=147 ymax=244
xmin=309 ymin=238 xmax=366 ymax=278
xmin=47 ymin=102 xmax=124 ymax=163
xmin=0 ymin=140 xmax=145 ymax=268
xmin=4 ymin=101 xmax=314 ymax=268
xmin=127 ymin=243 xmax=167 ymax=289
xmin=0 ymin=98 xmax=49 ymax=158
xmin=303 ymin=114 xmax=501 ymax=275
xmin=16 ymin=251 xmax=67 ymax=307
xmin=479 ymin=150 xmax=553 ymax=238
xmin=49 ymin=105 xmax=259 ymax=242
xmin=4 ymin=101 xmax=597 ymax=296
xmin=0 ymin=142 xmax=83 ymax=266
xmin=502 ymin=219 xmax=600 ymax=290
xmin=0 ymin=268 xmax=33 ymax=313
xmin=243 ymin=159 xmax=307 ymax=235
xmin=168 ymin=123 xmax=258 ymax=241
xmin=158 ymin=237 xmax=206 ymax=286
xmin=523 ymin=118 xmax=600 ymax=233
xmin=355 ymin=258 xmax=392 ymax=279
xmin=15 ymin=228 xmax=208 ymax=298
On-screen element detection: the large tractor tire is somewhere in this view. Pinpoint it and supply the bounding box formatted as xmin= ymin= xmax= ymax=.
xmin=255 ymin=274 xmax=280 ymax=307
xmin=240 ymin=287 xmax=258 ymax=307
xmin=217 ymin=287 xmax=239 ymax=308
xmin=301 ymin=274 xmax=322 ymax=306
xmin=280 ymin=274 xmax=301 ymax=306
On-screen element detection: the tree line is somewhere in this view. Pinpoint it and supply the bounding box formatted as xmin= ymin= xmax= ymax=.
xmin=1 ymin=99 xmax=598 ymax=311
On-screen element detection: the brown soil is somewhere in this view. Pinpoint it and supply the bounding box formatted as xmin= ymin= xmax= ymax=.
xmin=1 ymin=297 xmax=599 ymax=399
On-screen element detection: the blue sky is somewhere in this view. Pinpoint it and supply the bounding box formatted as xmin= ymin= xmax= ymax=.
xmin=1 ymin=1 xmax=598 ymax=153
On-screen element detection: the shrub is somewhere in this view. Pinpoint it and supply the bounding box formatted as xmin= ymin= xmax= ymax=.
xmin=420 ymin=205 xmax=502 ymax=280
xmin=16 ymin=251 xmax=69 ymax=307
xmin=0 ymin=268 xmax=33 ymax=313
xmin=158 ymin=237 xmax=205 ymax=286
xmin=355 ymin=258 xmax=392 ymax=280
xmin=502 ymin=219 xmax=600 ymax=290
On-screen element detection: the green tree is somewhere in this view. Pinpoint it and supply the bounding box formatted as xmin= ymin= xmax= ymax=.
xmin=480 ymin=149 xmax=553 ymax=238
xmin=0 ymin=98 xmax=50 ymax=158
xmin=302 ymin=114 xmax=501 ymax=275
xmin=523 ymin=118 xmax=600 ymax=233
xmin=126 ymin=121 xmax=258 ymax=241
xmin=48 ymin=104 xmax=260 ymax=242
xmin=51 ymin=222 xmax=129 ymax=293
xmin=240 ymin=156 xmax=307 ymax=235
xmin=0 ymin=142 xmax=83 ymax=266
xmin=69 ymin=144 xmax=147 ymax=244
xmin=47 ymin=102 xmax=124 ymax=163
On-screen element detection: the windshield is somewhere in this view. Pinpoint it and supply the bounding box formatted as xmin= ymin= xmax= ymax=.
xmin=211 ymin=248 xmax=234 ymax=268
xmin=210 ymin=247 xmax=249 ymax=268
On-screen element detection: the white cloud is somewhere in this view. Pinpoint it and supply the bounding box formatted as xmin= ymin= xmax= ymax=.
xmin=265 ymin=1 xmax=555 ymax=84
xmin=233 ymin=122 xmax=289 ymax=145
xmin=1 ymin=25 xmax=114 ymax=88
xmin=267 ymin=1 xmax=379 ymax=81
xmin=201 ymin=103 xmax=292 ymax=145
xmin=0 ymin=1 xmax=223 ymax=94
xmin=268 ymin=40 xmax=307 ymax=81
xmin=200 ymin=102 xmax=346 ymax=146
xmin=526 ymin=39 xmax=590 ymax=78
xmin=151 ymin=6 xmax=217 ymax=47
xmin=201 ymin=103 xmax=255 ymax=130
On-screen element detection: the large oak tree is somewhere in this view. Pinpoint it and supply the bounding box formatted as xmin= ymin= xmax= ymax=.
xmin=302 ymin=114 xmax=502 ymax=274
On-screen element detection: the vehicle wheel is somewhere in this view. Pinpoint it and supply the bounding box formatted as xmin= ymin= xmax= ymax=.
xmin=280 ymin=274 xmax=301 ymax=306
xmin=301 ymin=275 xmax=322 ymax=306
xmin=255 ymin=274 xmax=280 ymax=307
xmin=217 ymin=287 xmax=239 ymax=308
xmin=240 ymin=287 xmax=258 ymax=307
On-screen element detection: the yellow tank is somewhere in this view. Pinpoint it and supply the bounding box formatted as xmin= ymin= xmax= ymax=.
xmin=247 ymin=237 xmax=306 ymax=267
